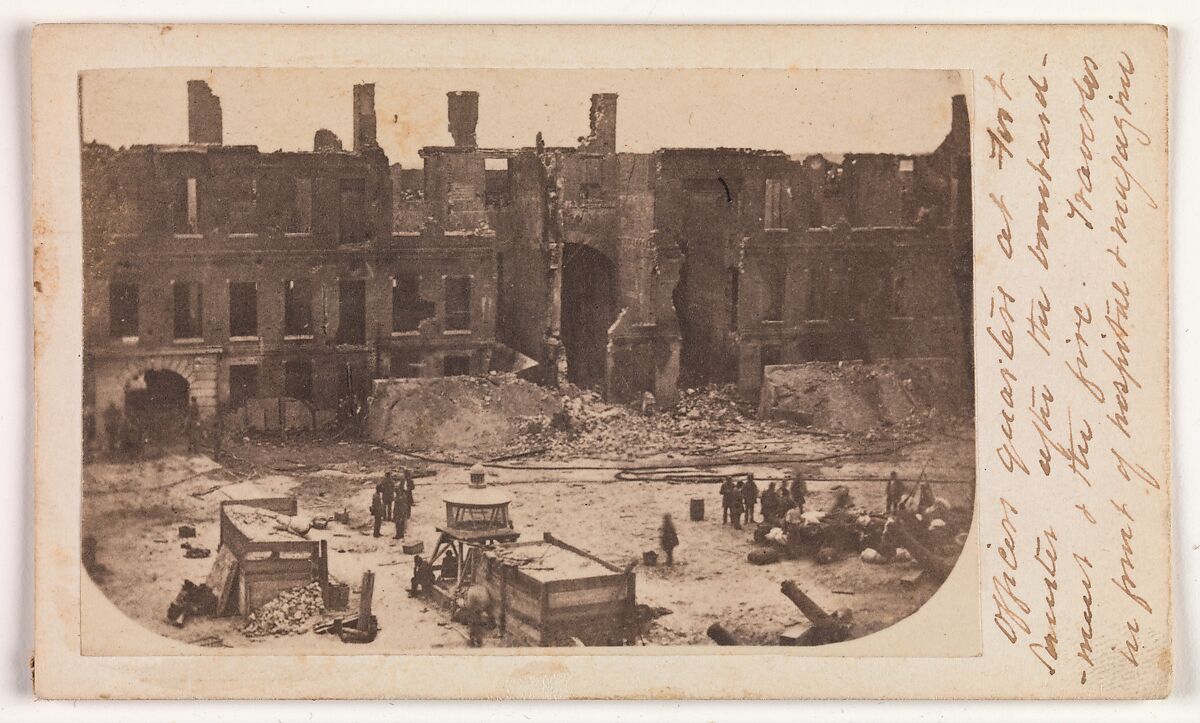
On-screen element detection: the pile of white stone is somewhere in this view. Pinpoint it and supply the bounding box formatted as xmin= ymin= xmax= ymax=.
xmin=242 ymin=582 xmax=324 ymax=637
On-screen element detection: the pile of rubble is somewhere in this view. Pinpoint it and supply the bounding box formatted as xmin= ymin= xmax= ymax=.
xmin=518 ymin=384 xmax=786 ymax=460
xmin=759 ymin=359 xmax=972 ymax=436
xmin=242 ymin=582 xmax=325 ymax=637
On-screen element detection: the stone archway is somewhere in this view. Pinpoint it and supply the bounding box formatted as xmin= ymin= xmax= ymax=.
xmin=93 ymin=353 xmax=218 ymax=450
xmin=116 ymin=355 xmax=199 ymax=394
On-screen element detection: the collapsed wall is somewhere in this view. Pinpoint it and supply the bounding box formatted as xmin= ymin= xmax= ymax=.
xmin=758 ymin=359 xmax=970 ymax=434
xmin=364 ymin=375 xmax=563 ymax=458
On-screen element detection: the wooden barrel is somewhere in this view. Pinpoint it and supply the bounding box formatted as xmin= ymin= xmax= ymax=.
xmin=689 ymin=498 xmax=705 ymax=521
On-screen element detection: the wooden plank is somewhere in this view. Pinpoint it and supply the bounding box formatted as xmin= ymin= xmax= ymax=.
xmin=509 ymin=566 xmax=544 ymax=594
xmin=505 ymin=587 xmax=541 ymax=620
xmin=545 ymin=615 xmax=624 ymax=646
xmin=204 ymin=545 xmax=239 ymax=616
xmin=542 ymin=533 xmax=622 ymax=572
xmin=546 ymin=601 xmax=627 ymax=623
xmin=548 ymin=584 xmax=627 ymax=608
xmin=503 ymin=610 xmax=542 ymax=646
xmin=545 ymin=573 xmax=626 ymax=594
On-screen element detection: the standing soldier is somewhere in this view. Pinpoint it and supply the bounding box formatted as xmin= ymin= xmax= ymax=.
xmin=719 ymin=477 xmax=735 ymax=524
xmin=729 ymin=483 xmax=745 ymax=530
xmin=791 ymin=476 xmax=807 ymax=514
xmin=402 ymin=467 xmax=416 ymax=506
xmin=185 ymin=397 xmax=201 ymax=453
xmin=742 ymin=474 xmax=759 ymax=523
xmin=370 ymin=487 xmax=386 ymax=537
xmin=885 ymin=470 xmax=904 ymax=514
xmin=660 ymin=513 xmax=679 ymax=566
xmin=761 ymin=481 xmax=779 ymax=523
xmin=392 ymin=486 xmax=411 ymax=539
xmin=377 ymin=473 xmax=396 ymax=522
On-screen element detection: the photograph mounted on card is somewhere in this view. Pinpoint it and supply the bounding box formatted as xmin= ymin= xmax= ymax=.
xmin=32 ymin=24 xmax=1170 ymax=699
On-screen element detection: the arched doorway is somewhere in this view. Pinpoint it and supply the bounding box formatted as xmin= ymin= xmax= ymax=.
xmin=560 ymin=243 xmax=617 ymax=390
xmin=124 ymin=369 xmax=191 ymax=448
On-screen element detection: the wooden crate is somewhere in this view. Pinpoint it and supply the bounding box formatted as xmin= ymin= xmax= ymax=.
xmin=480 ymin=533 xmax=636 ymax=647
xmin=217 ymin=498 xmax=326 ymax=614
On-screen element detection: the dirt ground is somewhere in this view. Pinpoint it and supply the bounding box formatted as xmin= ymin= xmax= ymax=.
xmin=82 ymin=420 xmax=975 ymax=650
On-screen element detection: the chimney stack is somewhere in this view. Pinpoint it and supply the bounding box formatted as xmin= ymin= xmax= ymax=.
xmin=353 ymin=83 xmax=378 ymax=151
xmin=447 ymin=91 xmax=479 ymax=148
xmin=187 ymin=80 xmax=223 ymax=145
xmin=587 ymin=93 xmax=618 ymax=152
xmin=950 ymin=94 xmax=970 ymax=140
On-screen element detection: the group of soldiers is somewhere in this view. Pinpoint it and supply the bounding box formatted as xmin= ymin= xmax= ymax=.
xmin=370 ymin=469 xmax=417 ymax=539
xmin=719 ymin=474 xmax=809 ymax=530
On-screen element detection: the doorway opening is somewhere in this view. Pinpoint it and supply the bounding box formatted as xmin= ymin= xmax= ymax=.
xmin=560 ymin=243 xmax=617 ymax=391
xmin=124 ymin=369 xmax=190 ymax=448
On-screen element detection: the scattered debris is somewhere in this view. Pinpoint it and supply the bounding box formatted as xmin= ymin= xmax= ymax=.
xmin=178 ymin=525 xmax=196 ymax=538
xmin=167 ymin=580 xmax=218 ymax=627
xmin=181 ymin=542 xmax=211 ymax=558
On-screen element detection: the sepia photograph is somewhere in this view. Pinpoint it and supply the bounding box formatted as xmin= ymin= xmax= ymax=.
xmin=76 ymin=66 xmax=977 ymax=653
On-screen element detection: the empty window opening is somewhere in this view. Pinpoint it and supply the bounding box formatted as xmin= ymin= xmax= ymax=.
xmin=764 ymin=264 xmax=786 ymax=322
xmin=390 ymin=349 xmax=423 ymax=378
xmin=284 ymin=279 xmax=313 ymax=337
xmin=392 ymin=275 xmax=435 ymax=333
xmin=807 ymin=190 xmax=824 ymax=229
xmin=172 ymin=281 xmax=203 ymax=340
xmin=485 ymin=158 xmax=512 ymax=207
xmin=580 ymin=156 xmax=604 ymax=200
xmin=228 ymin=177 xmax=258 ymax=234
xmin=395 ymin=169 xmax=424 ymax=201
xmin=824 ymin=165 xmax=845 ymax=197
xmin=444 ymin=276 xmax=472 ymax=332
xmin=290 ymin=178 xmax=313 ymax=233
xmin=228 ymin=281 xmax=258 ymax=338
xmin=228 ymin=364 xmax=258 ymax=408
xmin=338 ymin=178 xmax=367 ymax=244
xmin=176 ymin=177 xmax=200 ymax=234
xmin=764 ymin=178 xmax=786 ymax=229
xmin=443 ymin=355 xmax=471 ymax=377
xmin=337 ymin=279 xmax=367 ymax=345
xmin=284 ymin=359 xmax=313 ymax=401
xmin=109 ymin=281 xmax=139 ymax=339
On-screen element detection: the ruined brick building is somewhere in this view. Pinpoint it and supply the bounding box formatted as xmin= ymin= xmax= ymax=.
xmin=82 ymin=80 xmax=971 ymax=445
